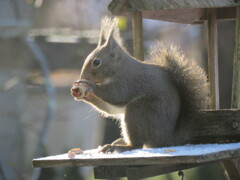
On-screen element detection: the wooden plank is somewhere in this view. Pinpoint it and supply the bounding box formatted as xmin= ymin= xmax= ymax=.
xmin=189 ymin=109 xmax=240 ymax=143
xmin=111 ymin=8 xmax=237 ymax=25
xmin=132 ymin=11 xmax=144 ymax=60
xmin=207 ymin=7 xmax=236 ymax=21
xmin=130 ymin=0 xmax=240 ymax=11
xmin=121 ymin=8 xmax=236 ymax=25
xmin=94 ymin=163 xmax=208 ymax=179
xmin=207 ymin=9 xmax=220 ymax=109
xmin=109 ymin=0 xmax=240 ymax=15
xmin=224 ymin=7 xmax=240 ymax=180
xmin=142 ymin=9 xmax=205 ymax=24
xmin=32 ymin=143 xmax=240 ymax=168
xmin=232 ymin=7 xmax=240 ymax=108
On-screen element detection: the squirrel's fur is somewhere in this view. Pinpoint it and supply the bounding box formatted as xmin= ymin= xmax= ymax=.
xmin=72 ymin=16 xmax=209 ymax=152
xmin=149 ymin=43 xmax=209 ymax=115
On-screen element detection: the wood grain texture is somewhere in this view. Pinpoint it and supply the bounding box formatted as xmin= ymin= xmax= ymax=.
xmin=130 ymin=0 xmax=239 ymax=11
xmin=132 ymin=11 xmax=144 ymax=60
xmin=232 ymin=7 xmax=240 ymax=108
xmin=187 ymin=109 xmax=240 ymax=143
xmin=109 ymin=0 xmax=240 ymax=13
xmin=207 ymin=9 xmax=220 ymax=109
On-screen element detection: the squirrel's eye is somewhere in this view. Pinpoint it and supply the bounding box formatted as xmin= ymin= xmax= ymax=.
xmin=92 ymin=59 xmax=101 ymax=67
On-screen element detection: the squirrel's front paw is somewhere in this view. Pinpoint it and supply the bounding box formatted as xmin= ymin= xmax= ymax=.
xmin=71 ymin=80 xmax=93 ymax=100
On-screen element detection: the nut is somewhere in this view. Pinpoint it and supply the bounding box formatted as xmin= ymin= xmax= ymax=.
xmin=68 ymin=148 xmax=84 ymax=158
xmin=71 ymin=83 xmax=90 ymax=98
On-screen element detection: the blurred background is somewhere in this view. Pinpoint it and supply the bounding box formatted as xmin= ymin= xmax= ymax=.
xmin=0 ymin=0 xmax=235 ymax=180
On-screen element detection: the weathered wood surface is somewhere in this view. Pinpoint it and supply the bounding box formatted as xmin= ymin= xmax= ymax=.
xmin=109 ymin=0 xmax=240 ymax=12
xmin=109 ymin=0 xmax=238 ymax=24
xmin=190 ymin=109 xmax=240 ymax=143
xmin=33 ymin=143 xmax=240 ymax=168
xmin=223 ymin=7 xmax=240 ymax=180
xmin=132 ymin=11 xmax=144 ymax=60
xmin=232 ymin=7 xmax=240 ymax=108
xmin=207 ymin=9 xmax=220 ymax=109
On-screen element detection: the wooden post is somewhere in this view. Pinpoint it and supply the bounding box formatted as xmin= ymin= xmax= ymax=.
xmin=232 ymin=7 xmax=240 ymax=108
xmin=207 ymin=9 xmax=219 ymax=109
xmin=223 ymin=7 xmax=240 ymax=180
xmin=132 ymin=11 xmax=144 ymax=61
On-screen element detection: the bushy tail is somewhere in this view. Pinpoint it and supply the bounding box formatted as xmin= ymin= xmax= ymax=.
xmin=148 ymin=43 xmax=209 ymax=115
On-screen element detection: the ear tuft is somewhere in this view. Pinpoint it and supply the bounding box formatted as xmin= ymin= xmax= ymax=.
xmin=98 ymin=16 xmax=123 ymax=47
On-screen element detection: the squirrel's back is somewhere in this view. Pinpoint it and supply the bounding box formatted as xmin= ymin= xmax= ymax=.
xmin=148 ymin=44 xmax=209 ymax=117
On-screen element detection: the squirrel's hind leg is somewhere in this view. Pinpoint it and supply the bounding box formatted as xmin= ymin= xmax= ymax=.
xmin=111 ymin=138 xmax=127 ymax=145
xmin=98 ymin=138 xmax=137 ymax=153
xmin=98 ymin=144 xmax=134 ymax=153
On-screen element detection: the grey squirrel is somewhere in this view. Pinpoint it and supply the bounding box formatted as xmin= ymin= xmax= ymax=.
xmin=71 ymin=16 xmax=209 ymax=153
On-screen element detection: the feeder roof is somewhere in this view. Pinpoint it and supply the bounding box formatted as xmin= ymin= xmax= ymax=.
xmin=108 ymin=0 xmax=240 ymax=24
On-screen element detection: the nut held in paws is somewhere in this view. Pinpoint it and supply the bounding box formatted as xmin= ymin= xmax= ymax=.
xmin=71 ymin=83 xmax=89 ymax=98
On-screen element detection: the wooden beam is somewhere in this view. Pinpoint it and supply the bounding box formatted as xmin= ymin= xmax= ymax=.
xmin=109 ymin=0 xmax=240 ymax=15
xmin=130 ymin=0 xmax=240 ymax=11
xmin=224 ymin=7 xmax=240 ymax=180
xmin=143 ymin=9 xmax=205 ymax=24
xmin=132 ymin=11 xmax=144 ymax=60
xmin=207 ymin=9 xmax=220 ymax=109
xmin=189 ymin=109 xmax=240 ymax=143
xmin=144 ymin=7 xmax=237 ymax=24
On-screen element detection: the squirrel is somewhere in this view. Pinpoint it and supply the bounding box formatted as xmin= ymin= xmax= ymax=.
xmin=70 ymin=16 xmax=209 ymax=154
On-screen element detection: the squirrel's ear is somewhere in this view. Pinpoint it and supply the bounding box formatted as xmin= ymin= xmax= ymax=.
xmin=98 ymin=28 xmax=111 ymax=46
xmin=98 ymin=17 xmax=123 ymax=47
xmin=98 ymin=16 xmax=115 ymax=47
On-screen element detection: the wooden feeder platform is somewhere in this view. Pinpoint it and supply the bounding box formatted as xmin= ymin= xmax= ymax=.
xmin=33 ymin=143 xmax=240 ymax=179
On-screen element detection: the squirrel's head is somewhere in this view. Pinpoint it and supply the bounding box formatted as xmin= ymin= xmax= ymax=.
xmin=80 ymin=17 xmax=124 ymax=85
